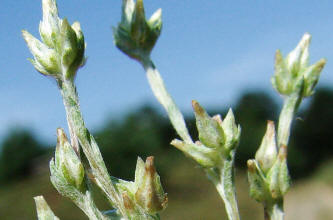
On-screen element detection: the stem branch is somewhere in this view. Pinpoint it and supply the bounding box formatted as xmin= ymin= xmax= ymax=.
xmin=58 ymin=79 xmax=126 ymax=217
xmin=277 ymin=93 xmax=301 ymax=147
xmin=141 ymin=59 xmax=193 ymax=143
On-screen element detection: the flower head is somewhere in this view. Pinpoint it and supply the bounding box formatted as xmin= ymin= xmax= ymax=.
xmin=272 ymin=33 xmax=326 ymax=97
xmin=113 ymin=0 xmax=162 ymax=62
xmin=23 ymin=0 xmax=85 ymax=80
xmin=171 ymin=101 xmax=241 ymax=168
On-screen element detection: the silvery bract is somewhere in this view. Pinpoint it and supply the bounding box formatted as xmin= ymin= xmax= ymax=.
xmin=113 ymin=0 xmax=162 ymax=62
xmin=272 ymin=33 xmax=326 ymax=97
xmin=22 ymin=0 xmax=85 ymax=80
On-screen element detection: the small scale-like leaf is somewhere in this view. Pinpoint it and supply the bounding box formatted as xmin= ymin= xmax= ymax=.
xmin=247 ymin=160 xmax=267 ymax=202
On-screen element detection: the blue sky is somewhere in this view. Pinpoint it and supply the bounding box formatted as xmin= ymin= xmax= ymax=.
xmin=1 ymin=0 xmax=332 ymax=143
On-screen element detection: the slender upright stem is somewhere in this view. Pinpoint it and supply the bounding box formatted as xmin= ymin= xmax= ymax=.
xmin=206 ymin=157 xmax=240 ymax=220
xmin=264 ymin=201 xmax=284 ymax=220
xmin=271 ymin=93 xmax=301 ymax=220
xmin=60 ymin=74 xmax=80 ymax=156
xmin=141 ymin=58 xmax=193 ymax=143
xmin=58 ymin=79 xmax=126 ymax=217
xmin=277 ymin=93 xmax=301 ymax=147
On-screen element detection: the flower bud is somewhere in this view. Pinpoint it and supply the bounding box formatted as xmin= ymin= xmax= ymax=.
xmin=302 ymin=58 xmax=326 ymax=96
xmin=271 ymin=33 xmax=325 ymax=97
xmin=171 ymin=101 xmax=240 ymax=168
xmin=113 ymin=0 xmax=162 ymax=62
xmin=134 ymin=157 xmax=168 ymax=214
xmin=192 ymin=100 xmax=225 ymax=149
xmin=221 ymin=109 xmax=241 ymax=151
xmin=286 ymin=33 xmax=311 ymax=75
xmin=54 ymin=128 xmax=84 ymax=189
xmin=23 ymin=0 xmax=85 ymax=80
xmin=192 ymin=101 xmax=240 ymax=157
xmin=110 ymin=157 xmax=167 ymax=217
xmin=40 ymin=0 xmax=61 ymax=46
xmin=266 ymin=145 xmax=290 ymax=199
xmin=248 ymin=142 xmax=290 ymax=204
xmin=255 ymin=121 xmax=278 ymax=173
xmin=61 ymin=20 xmax=86 ymax=79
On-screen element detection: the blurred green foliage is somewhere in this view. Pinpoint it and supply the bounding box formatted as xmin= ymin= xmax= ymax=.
xmin=0 ymin=88 xmax=332 ymax=184
xmin=95 ymin=105 xmax=178 ymax=180
xmin=0 ymin=129 xmax=47 ymax=183
xmin=232 ymin=92 xmax=278 ymax=168
xmin=290 ymin=87 xmax=333 ymax=178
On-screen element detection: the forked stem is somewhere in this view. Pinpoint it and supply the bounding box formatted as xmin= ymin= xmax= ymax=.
xmin=277 ymin=93 xmax=302 ymax=147
xmin=141 ymin=58 xmax=193 ymax=143
xmin=264 ymin=201 xmax=284 ymax=220
xmin=206 ymin=158 xmax=240 ymax=220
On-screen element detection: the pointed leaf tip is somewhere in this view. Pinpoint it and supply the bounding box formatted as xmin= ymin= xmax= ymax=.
xmin=192 ymin=100 xmax=205 ymax=116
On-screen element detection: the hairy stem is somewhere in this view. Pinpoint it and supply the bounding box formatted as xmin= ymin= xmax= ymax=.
xmin=58 ymin=79 xmax=126 ymax=217
xmin=141 ymin=58 xmax=193 ymax=143
xmin=74 ymin=191 xmax=109 ymax=220
xmin=272 ymin=93 xmax=301 ymax=220
xmin=206 ymin=156 xmax=240 ymax=220
xmin=264 ymin=201 xmax=284 ymax=220
xmin=277 ymin=93 xmax=301 ymax=147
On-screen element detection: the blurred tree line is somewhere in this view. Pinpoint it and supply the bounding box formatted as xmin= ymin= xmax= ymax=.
xmin=0 ymin=87 xmax=332 ymax=184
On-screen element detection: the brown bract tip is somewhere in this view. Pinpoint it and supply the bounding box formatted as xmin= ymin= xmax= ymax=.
xmin=122 ymin=192 xmax=135 ymax=211
xmin=317 ymin=58 xmax=326 ymax=69
xmin=191 ymin=100 xmax=205 ymax=116
xmin=247 ymin=160 xmax=256 ymax=173
xmin=145 ymin=156 xmax=156 ymax=176
xmin=212 ymin=114 xmax=223 ymax=124
xmin=56 ymin=128 xmax=68 ymax=146
xmin=195 ymin=140 xmax=201 ymax=145
xmin=278 ymin=145 xmax=288 ymax=160
xmin=266 ymin=120 xmax=276 ymax=138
